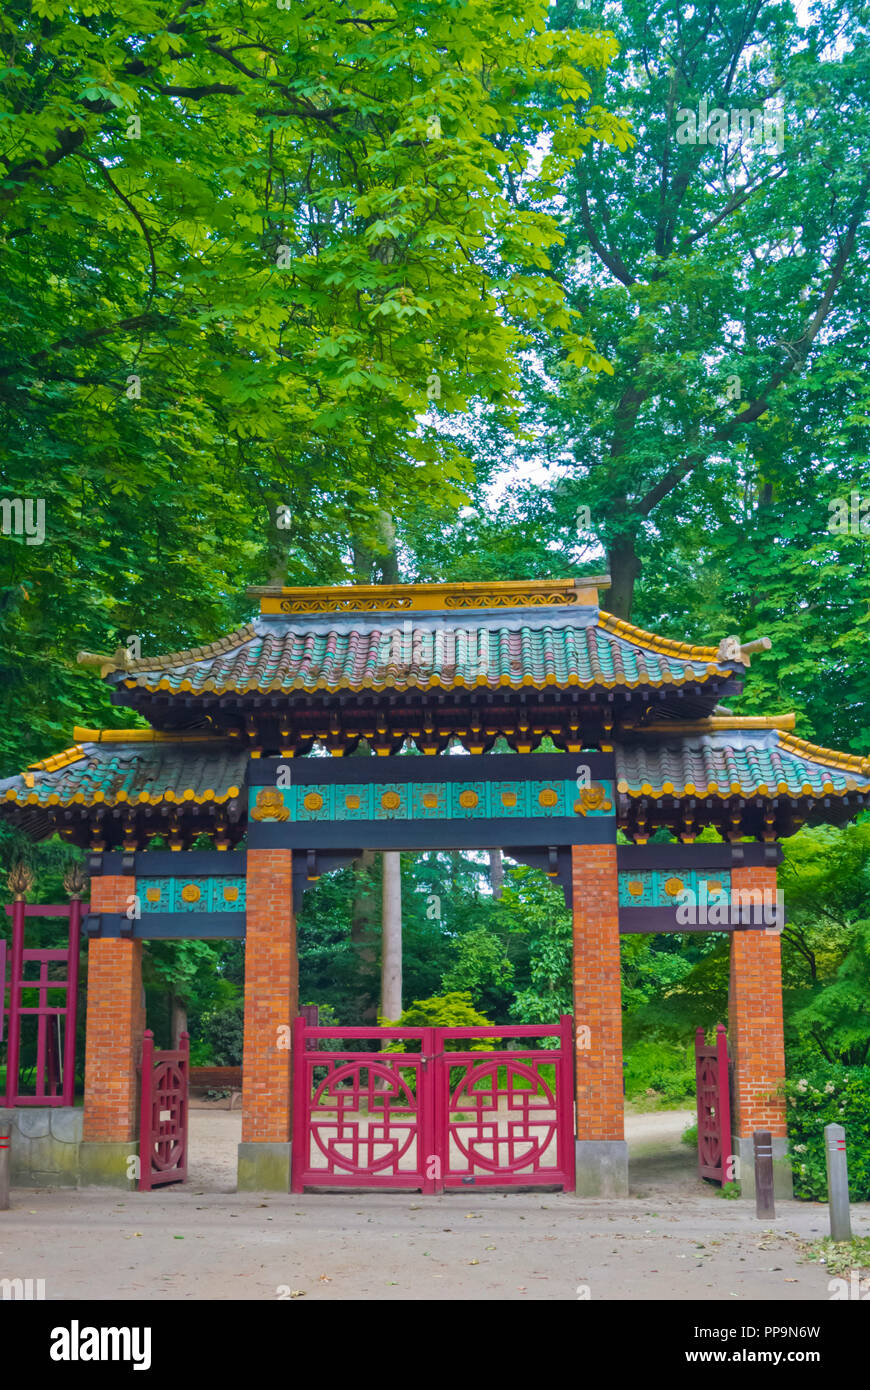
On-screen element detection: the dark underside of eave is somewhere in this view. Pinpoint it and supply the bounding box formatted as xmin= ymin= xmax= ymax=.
xmin=110 ymin=678 xmax=742 ymax=737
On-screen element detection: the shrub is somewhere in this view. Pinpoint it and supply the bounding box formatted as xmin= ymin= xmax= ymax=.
xmin=192 ymin=1001 xmax=244 ymax=1066
xmin=624 ymin=1038 xmax=696 ymax=1103
xmin=681 ymin=1121 xmax=698 ymax=1148
xmin=785 ymin=1061 xmax=870 ymax=1201
xmin=381 ymin=991 xmax=494 ymax=1051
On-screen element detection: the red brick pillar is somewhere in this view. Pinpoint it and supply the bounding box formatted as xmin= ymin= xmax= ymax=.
xmin=238 ymin=848 xmax=297 ymax=1190
xmin=728 ymin=864 xmax=791 ymax=1196
xmin=571 ymin=844 xmax=627 ymax=1194
xmin=81 ymin=875 xmax=145 ymax=1184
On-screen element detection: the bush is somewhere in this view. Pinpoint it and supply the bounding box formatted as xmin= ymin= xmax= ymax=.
xmin=381 ymin=991 xmax=494 ymax=1051
xmin=785 ymin=1061 xmax=870 ymax=1201
xmin=624 ymin=1038 xmax=696 ymax=1103
xmin=192 ymin=1002 xmax=244 ymax=1066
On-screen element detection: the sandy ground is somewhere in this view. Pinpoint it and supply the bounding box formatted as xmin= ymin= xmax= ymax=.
xmin=2 ymin=1108 xmax=867 ymax=1300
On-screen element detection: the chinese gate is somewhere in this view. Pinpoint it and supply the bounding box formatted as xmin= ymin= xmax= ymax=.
xmin=291 ymin=1015 xmax=575 ymax=1193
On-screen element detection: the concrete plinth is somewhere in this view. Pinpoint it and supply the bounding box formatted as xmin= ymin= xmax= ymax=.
xmin=78 ymin=1141 xmax=138 ymax=1189
xmin=575 ymin=1139 xmax=629 ymax=1197
xmin=0 ymin=1106 xmax=83 ymax=1188
xmin=732 ymin=1134 xmax=792 ymax=1201
xmin=237 ymin=1141 xmax=291 ymax=1192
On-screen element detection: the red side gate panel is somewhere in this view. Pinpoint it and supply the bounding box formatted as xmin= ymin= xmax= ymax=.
xmin=695 ymin=1024 xmax=732 ymax=1183
xmin=139 ymin=1029 xmax=189 ymax=1191
xmin=291 ymin=1016 xmax=575 ymax=1194
xmin=2 ymin=900 xmax=83 ymax=1107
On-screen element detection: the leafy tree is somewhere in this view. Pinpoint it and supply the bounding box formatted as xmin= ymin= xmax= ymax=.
xmin=0 ymin=0 xmax=629 ymax=771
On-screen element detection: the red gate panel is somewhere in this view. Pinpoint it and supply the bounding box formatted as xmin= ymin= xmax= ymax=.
xmin=436 ymin=1018 xmax=574 ymax=1189
xmin=2 ymin=900 xmax=83 ymax=1107
xmin=695 ymin=1024 xmax=732 ymax=1183
xmin=139 ymin=1029 xmax=189 ymax=1191
xmin=291 ymin=1016 xmax=574 ymax=1193
xmin=291 ymin=1023 xmax=434 ymax=1192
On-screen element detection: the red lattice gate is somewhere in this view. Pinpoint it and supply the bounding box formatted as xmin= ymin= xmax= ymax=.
xmin=138 ymin=1029 xmax=189 ymax=1191
xmin=2 ymin=900 xmax=83 ymax=1107
xmin=291 ymin=1015 xmax=575 ymax=1193
xmin=694 ymin=1024 xmax=733 ymax=1183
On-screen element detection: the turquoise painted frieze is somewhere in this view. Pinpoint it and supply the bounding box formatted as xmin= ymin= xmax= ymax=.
xmin=248 ymin=779 xmax=616 ymax=824
xmin=618 ymin=869 xmax=731 ymax=908
xmin=140 ymin=876 xmax=246 ymax=913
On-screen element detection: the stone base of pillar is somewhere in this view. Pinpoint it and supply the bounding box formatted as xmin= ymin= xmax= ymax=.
xmin=237 ymin=1141 xmax=292 ymax=1192
xmin=78 ymin=1141 xmax=138 ymax=1189
xmin=731 ymin=1134 xmax=793 ymax=1201
xmin=575 ymin=1139 xmax=629 ymax=1197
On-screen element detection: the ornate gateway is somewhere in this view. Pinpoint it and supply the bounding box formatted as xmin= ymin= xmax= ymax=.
xmin=2 ymin=574 xmax=868 ymax=1196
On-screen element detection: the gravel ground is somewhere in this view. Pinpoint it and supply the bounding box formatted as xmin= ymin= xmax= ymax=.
xmin=1 ymin=1109 xmax=865 ymax=1301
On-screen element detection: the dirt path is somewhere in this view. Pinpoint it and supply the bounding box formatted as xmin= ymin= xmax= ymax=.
xmin=184 ymin=1105 xmax=703 ymax=1197
xmin=3 ymin=1109 xmax=865 ymax=1300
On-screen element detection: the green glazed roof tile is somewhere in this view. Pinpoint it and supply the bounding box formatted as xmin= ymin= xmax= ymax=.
xmin=109 ymin=618 xmax=725 ymax=696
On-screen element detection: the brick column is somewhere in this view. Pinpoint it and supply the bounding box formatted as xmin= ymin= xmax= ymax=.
xmin=238 ymin=848 xmax=297 ymax=1191
xmin=571 ymin=844 xmax=627 ymax=1195
xmin=728 ymin=864 xmax=791 ymax=1197
xmin=81 ymin=875 xmax=145 ymax=1186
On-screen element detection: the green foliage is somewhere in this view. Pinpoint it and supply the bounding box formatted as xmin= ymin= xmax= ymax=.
xmin=681 ymin=1121 xmax=698 ymax=1148
xmin=785 ymin=1061 xmax=870 ymax=1202
xmin=441 ymin=926 xmax=514 ymax=1016
xmin=624 ymin=1038 xmax=695 ymax=1104
xmin=802 ymin=1236 xmax=870 ymax=1279
xmin=0 ymin=0 xmax=628 ymax=774
xmin=382 ymin=990 xmax=493 ymax=1052
xmin=191 ymin=1002 xmax=245 ymax=1068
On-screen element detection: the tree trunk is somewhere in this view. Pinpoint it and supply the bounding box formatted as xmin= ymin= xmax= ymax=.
xmin=606 ymin=531 xmax=642 ymax=620
xmin=350 ymin=848 xmax=379 ymax=1022
xmin=488 ymin=848 xmax=504 ymax=900
xmin=376 ymin=510 xmax=401 ymax=584
xmin=170 ymin=991 xmax=187 ymax=1048
xmin=380 ymin=850 xmax=403 ymax=1022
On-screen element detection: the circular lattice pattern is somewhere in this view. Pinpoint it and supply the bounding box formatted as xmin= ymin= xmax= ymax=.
xmin=538 ymin=787 xmax=559 ymax=808
xmin=664 ymin=876 xmax=684 ymax=897
xmin=303 ymin=792 xmax=324 ymax=812
xmin=381 ymin=790 xmax=402 ymax=811
xmin=180 ymin=883 xmax=201 ymax=903
xmin=458 ymin=789 xmax=479 ymax=809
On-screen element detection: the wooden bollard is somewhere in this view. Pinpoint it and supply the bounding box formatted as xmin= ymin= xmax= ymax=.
xmin=753 ymin=1129 xmax=776 ymax=1219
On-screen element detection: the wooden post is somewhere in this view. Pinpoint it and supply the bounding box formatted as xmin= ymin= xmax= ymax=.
xmin=4 ymin=897 xmax=25 ymax=1106
xmin=62 ymin=896 xmax=83 ymax=1107
xmin=138 ymin=1029 xmax=154 ymax=1192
